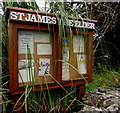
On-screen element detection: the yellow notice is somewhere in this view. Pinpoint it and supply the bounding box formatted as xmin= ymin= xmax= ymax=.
xmin=77 ymin=54 xmax=87 ymax=74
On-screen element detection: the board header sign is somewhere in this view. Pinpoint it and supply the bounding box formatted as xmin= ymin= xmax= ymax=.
xmin=9 ymin=11 xmax=95 ymax=29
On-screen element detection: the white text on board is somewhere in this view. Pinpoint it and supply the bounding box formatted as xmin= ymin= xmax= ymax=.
xmin=10 ymin=11 xmax=95 ymax=29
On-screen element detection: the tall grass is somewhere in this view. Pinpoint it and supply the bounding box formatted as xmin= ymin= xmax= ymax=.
xmin=1 ymin=1 xmax=120 ymax=113
xmin=10 ymin=44 xmax=84 ymax=112
xmin=86 ymin=64 xmax=120 ymax=92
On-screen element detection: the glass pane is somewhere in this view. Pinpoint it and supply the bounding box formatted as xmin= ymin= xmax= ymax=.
xmin=18 ymin=30 xmax=53 ymax=84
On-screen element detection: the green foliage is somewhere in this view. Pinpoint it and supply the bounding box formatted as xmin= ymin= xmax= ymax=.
xmin=86 ymin=69 xmax=120 ymax=92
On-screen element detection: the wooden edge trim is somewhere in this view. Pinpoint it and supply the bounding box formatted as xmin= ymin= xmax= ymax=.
xmin=10 ymin=78 xmax=87 ymax=95
xmin=6 ymin=6 xmax=56 ymax=16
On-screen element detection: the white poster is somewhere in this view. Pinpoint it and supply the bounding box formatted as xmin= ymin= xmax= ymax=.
xmin=18 ymin=59 xmax=34 ymax=83
xmin=34 ymin=31 xmax=50 ymax=43
xmin=62 ymin=62 xmax=69 ymax=80
xmin=37 ymin=44 xmax=52 ymax=55
xmin=62 ymin=47 xmax=69 ymax=62
xmin=77 ymin=54 xmax=87 ymax=74
xmin=38 ymin=58 xmax=50 ymax=76
xmin=18 ymin=30 xmax=34 ymax=54
xmin=73 ymin=35 xmax=85 ymax=53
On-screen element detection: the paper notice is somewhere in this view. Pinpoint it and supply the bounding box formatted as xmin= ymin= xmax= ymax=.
xmin=77 ymin=54 xmax=87 ymax=74
xmin=38 ymin=58 xmax=50 ymax=76
xmin=34 ymin=31 xmax=50 ymax=43
xmin=62 ymin=38 xmax=69 ymax=47
xmin=18 ymin=59 xmax=34 ymax=83
xmin=73 ymin=35 xmax=85 ymax=53
xmin=37 ymin=44 xmax=52 ymax=55
xmin=62 ymin=47 xmax=69 ymax=61
xmin=62 ymin=62 xmax=69 ymax=80
xmin=18 ymin=30 xmax=34 ymax=54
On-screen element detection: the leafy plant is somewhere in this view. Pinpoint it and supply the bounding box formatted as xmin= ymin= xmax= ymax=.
xmin=86 ymin=68 xmax=120 ymax=92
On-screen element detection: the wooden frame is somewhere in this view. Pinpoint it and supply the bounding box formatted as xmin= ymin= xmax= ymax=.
xmin=7 ymin=7 xmax=95 ymax=95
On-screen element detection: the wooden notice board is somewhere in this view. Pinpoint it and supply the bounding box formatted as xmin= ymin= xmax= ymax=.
xmin=7 ymin=7 xmax=96 ymax=95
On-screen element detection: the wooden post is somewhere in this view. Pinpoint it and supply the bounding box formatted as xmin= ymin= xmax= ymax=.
xmin=77 ymin=84 xmax=85 ymax=100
